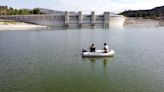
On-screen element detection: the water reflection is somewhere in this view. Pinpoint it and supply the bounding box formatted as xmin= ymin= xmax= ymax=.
xmin=82 ymin=57 xmax=114 ymax=67
xmin=82 ymin=57 xmax=114 ymax=77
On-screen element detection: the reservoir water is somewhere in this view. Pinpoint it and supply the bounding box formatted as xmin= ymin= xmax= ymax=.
xmin=0 ymin=27 xmax=164 ymax=92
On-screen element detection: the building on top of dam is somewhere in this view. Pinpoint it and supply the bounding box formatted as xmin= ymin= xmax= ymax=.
xmin=0 ymin=11 xmax=126 ymax=28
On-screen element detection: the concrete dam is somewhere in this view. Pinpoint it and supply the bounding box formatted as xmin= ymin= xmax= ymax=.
xmin=0 ymin=11 xmax=125 ymax=28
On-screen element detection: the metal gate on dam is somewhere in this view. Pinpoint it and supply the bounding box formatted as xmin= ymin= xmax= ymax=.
xmin=0 ymin=11 xmax=126 ymax=28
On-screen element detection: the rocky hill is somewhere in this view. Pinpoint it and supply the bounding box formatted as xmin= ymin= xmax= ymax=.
xmin=120 ymin=6 xmax=164 ymax=18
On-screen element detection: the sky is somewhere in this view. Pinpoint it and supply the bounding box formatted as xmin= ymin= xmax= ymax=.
xmin=1 ymin=0 xmax=164 ymax=14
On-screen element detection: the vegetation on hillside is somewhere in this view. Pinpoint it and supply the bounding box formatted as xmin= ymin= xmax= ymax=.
xmin=0 ymin=6 xmax=45 ymax=15
xmin=120 ymin=6 xmax=164 ymax=19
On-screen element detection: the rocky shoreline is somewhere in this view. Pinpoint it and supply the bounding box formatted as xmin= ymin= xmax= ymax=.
xmin=124 ymin=17 xmax=164 ymax=27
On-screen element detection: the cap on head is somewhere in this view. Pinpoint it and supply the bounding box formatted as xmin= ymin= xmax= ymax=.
xmin=104 ymin=43 xmax=107 ymax=45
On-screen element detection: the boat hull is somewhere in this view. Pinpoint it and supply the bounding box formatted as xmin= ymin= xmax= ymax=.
xmin=82 ymin=49 xmax=115 ymax=57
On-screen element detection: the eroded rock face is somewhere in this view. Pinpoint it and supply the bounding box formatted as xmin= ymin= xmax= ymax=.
xmin=124 ymin=18 xmax=161 ymax=27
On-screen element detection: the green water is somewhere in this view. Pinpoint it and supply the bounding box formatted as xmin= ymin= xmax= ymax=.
xmin=0 ymin=27 xmax=164 ymax=92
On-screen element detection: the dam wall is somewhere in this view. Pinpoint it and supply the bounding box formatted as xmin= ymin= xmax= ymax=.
xmin=0 ymin=11 xmax=125 ymax=28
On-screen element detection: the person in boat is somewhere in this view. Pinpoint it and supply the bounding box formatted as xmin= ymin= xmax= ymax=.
xmin=104 ymin=43 xmax=110 ymax=53
xmin=90 ymin=43 xmax=96 ymax=52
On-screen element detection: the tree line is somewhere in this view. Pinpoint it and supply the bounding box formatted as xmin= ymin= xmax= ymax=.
xmin=0 ymin=6 xmax=45 ymax=15
xmin=120 ymin=6 xmax=164 ymax=19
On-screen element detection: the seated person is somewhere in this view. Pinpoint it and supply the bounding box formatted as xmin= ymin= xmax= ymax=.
xmin=104 ymin=43 xmax=109 ymax=53
xmin=90 ymin=43 xmax=96 ymax=52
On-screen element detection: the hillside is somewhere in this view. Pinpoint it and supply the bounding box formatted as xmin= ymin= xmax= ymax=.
xmin=0 ymin=6 xmax=77 ymax=15
xmin=120 ymin=6 xmax=164 ymax=18
xmin=0 ymin=6 xmax=45 ymax=15
xmin=38 ymin=8 xmax=64 ymax=14
xmin=38 ymin=8 xmax=77 ymax=15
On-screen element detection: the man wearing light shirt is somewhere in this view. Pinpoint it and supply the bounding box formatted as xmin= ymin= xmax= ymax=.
xmin=104 ymin=43 xmax=109 ymax=53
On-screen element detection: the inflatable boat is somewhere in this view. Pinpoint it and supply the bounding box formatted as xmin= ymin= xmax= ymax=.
xmin=82 ymin=49 xmax=115 ymax=57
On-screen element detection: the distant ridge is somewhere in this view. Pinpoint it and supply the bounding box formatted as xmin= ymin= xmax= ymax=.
xmin=120 ymin=5 xmax=164 ymax=18
xmin=37 ymin=8 xmax=64 ymax=14
xmin=37 ymin=8 xmax=78 ymax=15
xmin=0 ymin=6 xmax=115 ymax=15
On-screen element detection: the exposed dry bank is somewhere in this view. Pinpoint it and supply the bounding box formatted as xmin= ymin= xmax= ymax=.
xmin=0 ymin=20 xmax=47 ymax=30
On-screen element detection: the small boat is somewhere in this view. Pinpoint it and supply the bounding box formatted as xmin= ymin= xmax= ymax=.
xmin=82 ymin=49 xmax=115 ymax=57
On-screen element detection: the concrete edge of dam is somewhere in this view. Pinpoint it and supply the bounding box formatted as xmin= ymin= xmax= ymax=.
xmin=0 ymin=11 xmax=126 ymax=28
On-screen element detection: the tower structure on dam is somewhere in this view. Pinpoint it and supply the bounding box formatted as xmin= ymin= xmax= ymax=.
xmin=104 ymin=12 xmax=110 ymax=28
xmin=64 ymin=11 xmax=69 ymax=27
xmin=78 ymin=11 xmax=83 ymax=27
xmin=91 ymin=11 xmax=96 ymax=27
xmin=0 ymin=11 xmax=125 ymax=28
